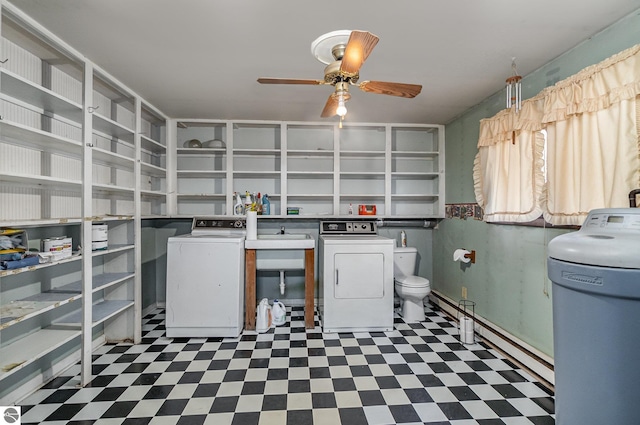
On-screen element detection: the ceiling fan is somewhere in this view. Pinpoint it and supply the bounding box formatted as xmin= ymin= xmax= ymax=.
xmin=257 ymin=30 xmax=422 ymax=123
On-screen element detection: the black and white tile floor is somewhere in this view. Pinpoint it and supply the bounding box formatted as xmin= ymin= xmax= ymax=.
xmin=19 ymin=304 xmax=555 ymax=425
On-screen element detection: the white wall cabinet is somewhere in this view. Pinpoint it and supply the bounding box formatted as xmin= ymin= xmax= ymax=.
xmin=0 ymin=2 xmax=167 ymax=403
xmin=172 ymin=120 xmax=444 ymax=218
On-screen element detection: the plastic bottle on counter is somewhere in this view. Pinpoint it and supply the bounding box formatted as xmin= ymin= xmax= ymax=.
xmin=251 ymin=192 xmax=258 ymax=212
xmin=262 ymin=194 xmax=271 ymax=215
xmin=348 ymin=203 xmax=354 ymax=215
xmin=401 ymin=230 xmax=407 ymax=247
xmin=257 ymin=192 xmax=263 ymax=215
xmin=244 ymin=191 xmax=252 ymax=212
xmin=234 ymin=192 xmax=244 ymax=215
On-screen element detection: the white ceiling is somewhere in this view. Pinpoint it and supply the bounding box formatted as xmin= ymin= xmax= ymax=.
xmin=7 ymin=0 xmax=640 ymax=124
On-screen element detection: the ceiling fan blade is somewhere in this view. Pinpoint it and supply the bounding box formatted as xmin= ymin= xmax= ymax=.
xmin=358 ymin=80 xmax=422 ymax=98
xmin=257 ymin=78 xmax=325 ymax=85
xmin=339 ymin=31 xmax=379 ymax=76
xmin=321 ymin=94 xmax=338 ymax=118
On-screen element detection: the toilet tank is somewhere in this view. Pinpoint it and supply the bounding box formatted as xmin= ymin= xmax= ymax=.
xmin=394 ymin=246 xmax=418 ymax=277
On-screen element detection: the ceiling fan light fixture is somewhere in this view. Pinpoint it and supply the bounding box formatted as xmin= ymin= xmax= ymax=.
xmin=259 ymin=29 xmax=421 ymax=122
xmin=336 ymin=95 xmax=347 ymax=117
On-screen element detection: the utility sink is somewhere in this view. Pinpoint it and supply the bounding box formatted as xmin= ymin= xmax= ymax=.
xmin=244 ymin=233 xmax=315 ymax=250
xmin=245 ymin=233 xmax=315 ymax=270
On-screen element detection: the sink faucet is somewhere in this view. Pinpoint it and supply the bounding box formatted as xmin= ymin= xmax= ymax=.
xmin=280 ymin=226 xmax=285 ymax=234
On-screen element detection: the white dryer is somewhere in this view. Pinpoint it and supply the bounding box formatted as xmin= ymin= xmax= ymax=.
xmin=319 ymin=220 xmax=395 ymax=333
xmin=166 ymin=217 xmax=246 ymax=338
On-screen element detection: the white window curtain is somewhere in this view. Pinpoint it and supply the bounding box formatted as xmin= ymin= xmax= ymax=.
xmin=474 ymin=43 xmax=640 ymax=225
xmin=541 ymin=44 xmax=640 ymax=225
xmin=473 ymin=100 xmax=545 ymax=222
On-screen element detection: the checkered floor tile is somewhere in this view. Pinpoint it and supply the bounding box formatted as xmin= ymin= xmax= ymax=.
xmin=18 ymin=304 xmax=554 ymax=425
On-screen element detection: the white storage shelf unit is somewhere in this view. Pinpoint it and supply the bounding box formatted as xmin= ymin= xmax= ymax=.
xmin=0 ymin=223 xmax=83 ymax=401
xmin=140 ymin=104 xmax=167 ymax=217
xmin=0 ymin=2 xmax=167 ymax=403
xmin=172 ymin=120 xmax=444 ymax=218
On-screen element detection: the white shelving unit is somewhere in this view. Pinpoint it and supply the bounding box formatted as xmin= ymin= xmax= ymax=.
xmin=389 ymin=126 xmax=443 ymax=216
xmin=0 ymin=2 xmax=166 ymax=403
xmin=232 ymin=123 xmax=282 ymax=215
xmin=174 ymin=121 xmax=229 ymax=216
xmin=172 ymin=120 xmax=444 ymax=218
xmin=139 ymin=103 xmax=167 ymax=217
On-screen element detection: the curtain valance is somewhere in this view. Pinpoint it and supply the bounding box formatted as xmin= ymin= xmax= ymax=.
xmin=541 ymin=44 xmax=640 ymax=123
xmin=474 ymin=43 xmax=640 ymax=225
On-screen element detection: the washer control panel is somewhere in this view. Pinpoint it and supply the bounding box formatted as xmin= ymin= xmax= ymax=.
xmin=192 ymin=217 xmax=246 ymax=230
xmin=320 ymin=221 xmax=377 ymax=235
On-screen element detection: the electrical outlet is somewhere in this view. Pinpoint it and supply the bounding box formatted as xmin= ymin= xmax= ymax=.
xmin=462 ymin=286 xmax=467 ymax=299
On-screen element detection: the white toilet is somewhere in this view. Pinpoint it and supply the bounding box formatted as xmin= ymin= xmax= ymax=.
xmin=394 ymin=246 xmax=431 ymax=322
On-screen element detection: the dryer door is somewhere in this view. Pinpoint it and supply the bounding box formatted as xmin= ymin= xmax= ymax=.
xmin=334 ymin=252 xmax=385 ymax=299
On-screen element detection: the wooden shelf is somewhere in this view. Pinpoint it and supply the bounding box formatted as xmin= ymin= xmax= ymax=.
xmin=339 ymin=172 xmax=385 ymax=179
xmin=0 ymin=280 xmax=82 ymax=330
xmin=0 ymin=217 xmax=82 ymax=228
xmin=233 ymin=148 xmax=280 ymax=156
xmin=233 ymin=171 xmax=281 ymax=177
xmin=177 ymin=148 xmax=225 ymax=155
xmin=91 ymin=244 xmax=134 ymax=257
xmin=287 ymin=171 xmax=334 ymax=178
xmin=287 ymin=149 xmax=334 ymax=157
xmin=177 ymin=193 xmax=226 ymax=199
xmin=140 ymin=189 xmax=166 ymax=198
xmin=93 ymin=147 xmax=136 ymax=169
xmin=340 ymin=150 xmax=386 ymax=157
xmin=391 ymin=194 xmax=439 ymax=200
xmin=92 ymin=183 xmax=135 ymax=195
xmin=92 ymin=113 xmax=135 ymax=144
xmin=58 ymin=272 xmax=134 ymax=293
xmin=56 ymin=299 xmax=133 ymax=327
xmin=391 ymin=172 xmax=440 ymax=178
xmin=0 ymin=119 xmax=82 ymax=156
xmin=0 ymin=69 xmax=83 ymax=123
xmin=392 ymin=150 xmax=439 ymax=158
xmin=0 ymin=254 xmax=81 ymax=278
xmin=177 ymin=170 xmax=226 ymax=178
xmin=0 ymin=172 xmax=82 ymax=189
xmin=140 ymin=135 xmax=166 ymax=154
xmin=287 ymin=194 xmax=334 ymax=199
xmin=140 ymin=162 xmax=166 ymax=177
xmin=0 ymin=327 xmax=80 ymax=380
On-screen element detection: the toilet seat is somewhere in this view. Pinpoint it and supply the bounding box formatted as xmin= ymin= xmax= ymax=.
xmin=396 ymin=275 xmax=430 ymax=288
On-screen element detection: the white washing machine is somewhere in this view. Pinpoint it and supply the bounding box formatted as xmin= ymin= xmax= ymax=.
xmin=166 ymin=217 xmax=246 ymax=338
xmin=318 ymin=220 xmax=395 ymax=333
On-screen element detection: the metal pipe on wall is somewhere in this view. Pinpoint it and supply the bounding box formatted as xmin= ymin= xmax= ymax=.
xmin=375 ymin=219 xmax=437 ymax=228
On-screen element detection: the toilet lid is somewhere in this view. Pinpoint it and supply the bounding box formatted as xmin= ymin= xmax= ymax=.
xmin=396 ymin=275 xmax=430 ymax=288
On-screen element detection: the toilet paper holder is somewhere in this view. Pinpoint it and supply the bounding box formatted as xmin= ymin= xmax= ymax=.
xmin=453 ymin=249 xmax=476 ymax=264
xmin=464 ymin=250 xmax=476 ymax=263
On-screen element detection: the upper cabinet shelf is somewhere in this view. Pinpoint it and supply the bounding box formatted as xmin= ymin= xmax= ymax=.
xmin=0 ymin=120 xmax=81 ymax=155
xmin=92 ymin=113 xmax=135 ymax=144
xmin=0 ymin=69 xmax=83 ymax=122
xmin=172 ymin=120 xmax=444 ymax=218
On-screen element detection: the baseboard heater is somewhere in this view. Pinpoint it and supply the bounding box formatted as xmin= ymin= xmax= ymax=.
xmin=429 ymin=291 xmax=555 ymax=390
